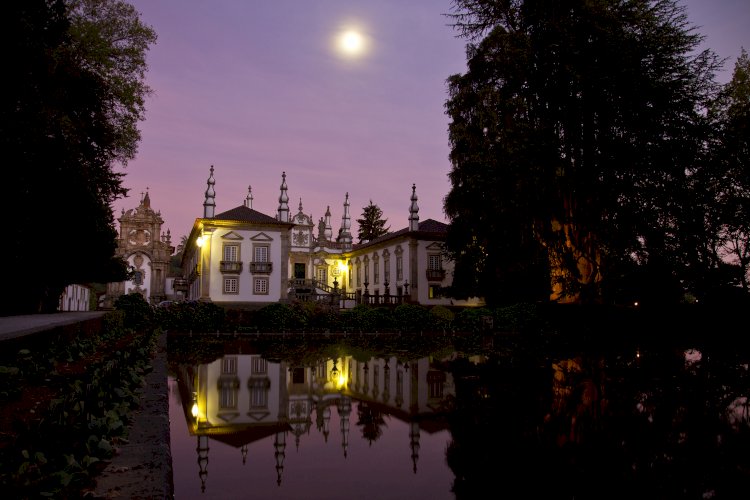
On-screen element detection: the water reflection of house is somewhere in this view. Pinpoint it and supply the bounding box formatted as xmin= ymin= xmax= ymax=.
xmin=176 ymin=352 xmax=454 ymax=492
xmin=180 ymin=167 xmax=484 ymax=309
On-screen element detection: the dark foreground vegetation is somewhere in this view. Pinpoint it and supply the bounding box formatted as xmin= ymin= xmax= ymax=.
xmin=0 ymin=296 xmax=159 ymax=498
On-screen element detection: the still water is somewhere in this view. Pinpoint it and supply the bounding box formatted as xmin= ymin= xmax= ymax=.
xmin=167 ymin=333 xmax=750 ymax=500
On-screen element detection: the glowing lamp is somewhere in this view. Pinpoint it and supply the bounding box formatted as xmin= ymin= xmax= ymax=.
xmin=196 ymin=236 xmax=204 ymax=247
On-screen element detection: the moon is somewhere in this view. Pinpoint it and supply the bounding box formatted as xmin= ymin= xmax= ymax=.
xmin=337 ymin=29 xmax=366 ymax=57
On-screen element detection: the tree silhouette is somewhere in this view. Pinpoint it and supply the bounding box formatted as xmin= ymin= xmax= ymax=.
xmin=357 ymin=200 xmax=390 ymax=243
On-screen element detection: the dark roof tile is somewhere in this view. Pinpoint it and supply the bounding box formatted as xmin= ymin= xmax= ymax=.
xmin=212 ymin=206 xmax=289 ymax=225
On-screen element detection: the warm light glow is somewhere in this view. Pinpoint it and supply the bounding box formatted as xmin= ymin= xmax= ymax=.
xmin=336 ymin=373 xmax=347 ymax=390
xmin=196 ymin=236 xmax=204 ymax=247
xmin=191 ymin=402 xmax=199 ymax=418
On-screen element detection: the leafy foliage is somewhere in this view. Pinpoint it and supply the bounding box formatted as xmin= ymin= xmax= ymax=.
xmin=3 ymin=0 xmax=156 ymax=314
xmin=114 ymin=292 xmax=153 ymax=330
xmin=444 ymin=0 xmax=739 ymax=306
xmin=153 ymin=301 xmax=226 ymax=333
xmin=0 ymin=312 xmax=159 ymax=497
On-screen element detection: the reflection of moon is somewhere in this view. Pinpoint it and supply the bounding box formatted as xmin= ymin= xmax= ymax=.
xmin=338 ymin=30 xmax=365 ymax=56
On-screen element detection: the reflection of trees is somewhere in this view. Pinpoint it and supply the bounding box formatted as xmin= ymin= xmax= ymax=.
xmin=445 ymin=354 xmax=554 ymax=499
xmin=356 ymin=402 xmax=386 ymax=444
xmin=444 ymin=347 xmax=750 ymax=500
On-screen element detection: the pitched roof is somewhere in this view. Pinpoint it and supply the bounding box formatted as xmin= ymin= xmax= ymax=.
xmin=213 ymin=206 xmax=289 ymax=225
xmin=353 ymin=218 xmax=448 ymax=250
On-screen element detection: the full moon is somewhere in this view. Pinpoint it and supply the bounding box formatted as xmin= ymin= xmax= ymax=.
xmin=338 ymin=30 xmax=365 ymax=56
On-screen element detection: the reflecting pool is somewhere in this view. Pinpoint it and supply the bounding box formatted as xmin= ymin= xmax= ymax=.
xmin=167 ymin=332 xmax=750 ymax=499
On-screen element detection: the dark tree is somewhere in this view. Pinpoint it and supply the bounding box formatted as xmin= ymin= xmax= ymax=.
xmin=357 ymin=200 xmax=390 ymax=243
xmin=2 ymin=0 xmax=156 ymax=314
xmin=706 ymin=50 xmax=750 ymax=296
xmin=444 ymin=0 xmax=724 ymax=305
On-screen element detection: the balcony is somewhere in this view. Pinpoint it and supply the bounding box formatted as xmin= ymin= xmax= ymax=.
xmin=249 ymin=261 xmax=273 ymax=274
xmin=426 ymin=269 xmax=445 ymax=281
xmin=220 ymin=261 xmax=243 ymax=273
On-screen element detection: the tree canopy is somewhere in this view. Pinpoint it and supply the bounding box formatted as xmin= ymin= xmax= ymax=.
xmin=3 ymin=0 xmax=156 ymax=314
xmin=357 ymin=201 xmax=390 ymax=243
xmin=443 ymin=0 xmax=748 ymax=306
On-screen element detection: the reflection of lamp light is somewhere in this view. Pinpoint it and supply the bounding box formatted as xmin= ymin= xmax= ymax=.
xmin=331 ymin=358 xmax=340 ymax=381
xmin=191 ymin=391 xmax=199 ymax=418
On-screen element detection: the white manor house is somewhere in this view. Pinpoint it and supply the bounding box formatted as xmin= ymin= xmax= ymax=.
xmin=177 ymin=167 xmax=483 ymax=309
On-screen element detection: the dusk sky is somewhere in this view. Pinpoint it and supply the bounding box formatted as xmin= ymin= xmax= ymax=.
xmin=114 ymin=0 xmax=750 ymax=244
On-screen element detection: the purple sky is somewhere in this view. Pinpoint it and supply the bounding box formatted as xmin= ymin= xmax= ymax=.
xmin=113 ymin=0 xmax=750 ymax=244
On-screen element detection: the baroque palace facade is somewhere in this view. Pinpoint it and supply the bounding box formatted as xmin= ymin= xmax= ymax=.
xmin=180 ymin=166 xmax=484 ymax=309
xmin=103 ymin=191 xmax=175 ymax=307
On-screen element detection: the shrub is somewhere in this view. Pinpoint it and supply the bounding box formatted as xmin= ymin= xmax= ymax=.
xmin=114 ymin=293 xmax=153 ymax=330
xmin=155 ymin=301 xmax=226 ymax=333
xmin=429 ymin=305 xmax=455 ymax=331
xmin=256 ymin=303 xmax=303 ymax=332
xmin=394 ymin=304 xmax=431 ymax=333
xmin=454 ymin=307 xmax=493 ymax=332
xmin=494 ymin=303 xmax=543 ymax=332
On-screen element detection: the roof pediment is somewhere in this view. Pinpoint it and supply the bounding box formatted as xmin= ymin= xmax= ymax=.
xmin=220 ymin=231 xmax=244 ymax=240
xmin=251 ymin=232 xmax=274 ymax=242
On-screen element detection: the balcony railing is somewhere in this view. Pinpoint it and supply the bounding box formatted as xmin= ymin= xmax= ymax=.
xmin=249 ymin=261 xmax=273 ymax=274
xmin=426 ymin=268 xmax=445 ymax=281
xmin=220 ymin=261 xmax=243 ymax=273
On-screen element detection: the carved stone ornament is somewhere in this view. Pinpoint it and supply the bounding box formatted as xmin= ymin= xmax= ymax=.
xmin=128 ymin=229 xmax=151 ymax=246
xmin=293 ymin=230 xmax=309 ymax=246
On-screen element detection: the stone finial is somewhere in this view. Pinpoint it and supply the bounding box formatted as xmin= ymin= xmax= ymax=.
xmin=408 ymin=183 xmax=419 ymax=231
xmin=277 ymin=171 xmax=289 ymax=222
xmin=203 ymin=165 xmax=216 ymax=218
xmin=245 ymin=185 xmax=253 ymax=208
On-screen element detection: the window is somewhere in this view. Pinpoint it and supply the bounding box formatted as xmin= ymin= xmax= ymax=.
xmin=223 ymin=277 xmax=239 ymax=294
xmin=250 ymin=245 xmax=272 ymax=273
xmin=428 ymin=371 xmax=446 ymax=399
xmin=254 ymin=245 xmax=268 ymax=262
xmin=349 ymin=262 xmax=353 ymax=288
xmin=248 ymin=377 xmax=270 ymax=409
xmin=254 ymin=277 xmax=269 ymax=295
xmin=396 ymin=255 xmax=403 ymax=281
xmin=317 ymin=267 xmax=327 ymax=283
xmin=221 ymin=244 xmax=242 ymax=273
xmin=364 ymin=261 xmax=369 ymax=284
xmin=219 ymin=385 xmax=238 ymax=409
xmin=224 ymin=244 xmax=239 ymax=262
xmin=356 ymin=263 xmax=361 ymax=286
xmin=429 ymin=285 xmax=442 ymax=299
xmin=218 ymin=358 xmax=239 ymax=409
xmin=428 ymin=254 xmax=442 ymax=270
xmin=251 ymin=357 xmax=268 ymax=374
xmin=373 ymin=261 xmax=379 ymax=284
xmin=384 ymin=258 xmax=390 ymax=284
xmin=222 ymin=357 xmax=238 ymax=374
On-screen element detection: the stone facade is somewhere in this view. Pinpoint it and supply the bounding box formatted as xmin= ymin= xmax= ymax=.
xmin=104 ymin=191 xmax=175 ymax=307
